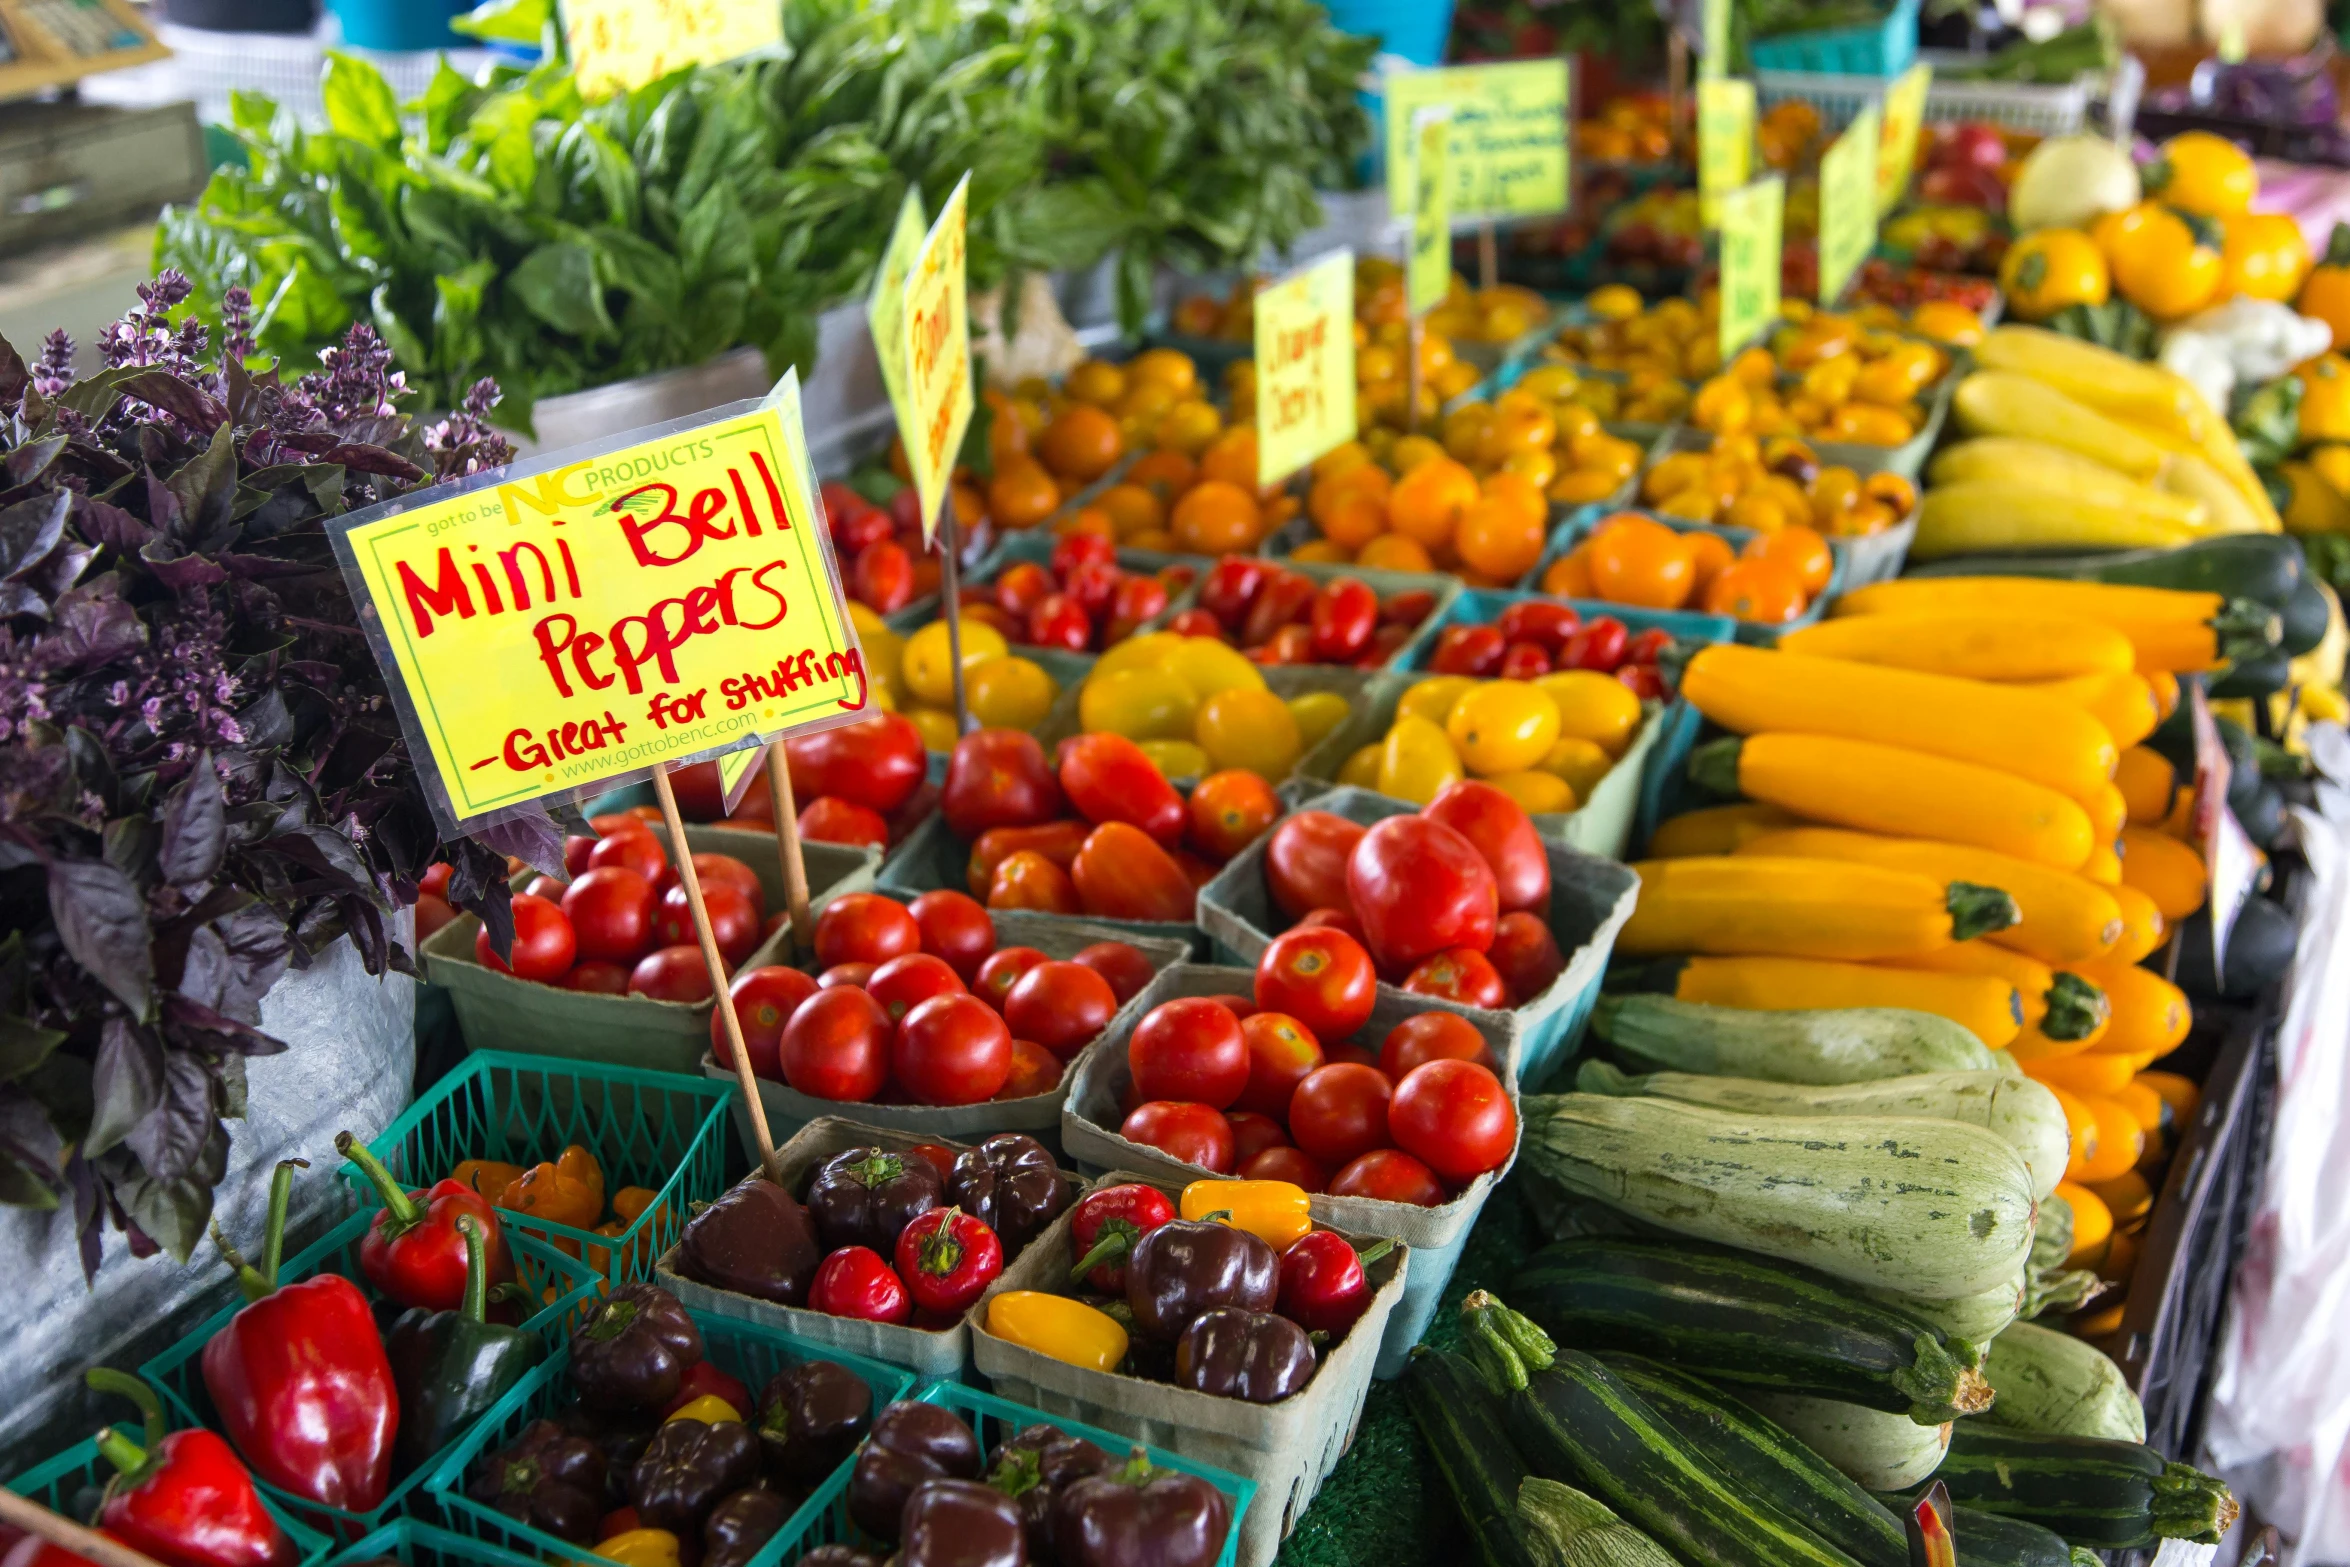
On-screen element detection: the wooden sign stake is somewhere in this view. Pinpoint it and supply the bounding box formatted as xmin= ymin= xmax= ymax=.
xmin=937 ymin=493 xmax=972 ymax=735
xmin=1406 ymin=312 xmax=1426 ymax=436
xmin=0 ymin=1489 xmax=172 ymax=1567
xmin=762 ymin=742 xmax=815 ymax=952
xmin=1477 ymin=222 xmax=1499 ymax=293
xmin=652 ymin=765 xmax=780 ymax=1183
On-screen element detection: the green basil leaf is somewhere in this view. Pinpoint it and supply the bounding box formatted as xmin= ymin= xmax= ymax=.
xmin=321 ymin=51 xmax=402 ymax=151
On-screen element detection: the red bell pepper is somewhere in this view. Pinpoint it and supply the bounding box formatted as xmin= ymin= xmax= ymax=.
xmin=200 ymin=1159 xmax=398 ymax=1513
xmin=335 ymin=1130 xmax=514 ymax=1313
xmin=84 ymin=1369 xmax=295 ymax=1567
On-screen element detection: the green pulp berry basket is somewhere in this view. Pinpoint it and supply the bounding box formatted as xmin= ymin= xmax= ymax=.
xmin=339 ymin=1051 xmax=736 ymax=1290
xmin=9 ymin=1423 xmax=335 ymax=1565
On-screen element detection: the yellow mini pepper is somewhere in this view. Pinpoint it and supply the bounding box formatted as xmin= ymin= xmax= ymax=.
xmin=589 ymin=1529 xmax=680 ymax=1567
xmin=987 ymin=1291 xmax=1127 ymax=1373
xmin=663 ymin=1395 xmax=742 ymax=1425
xmin=1181 ymin=1179 xmax=1312 ymax=1252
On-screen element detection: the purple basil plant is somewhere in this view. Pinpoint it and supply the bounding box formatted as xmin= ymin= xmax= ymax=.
xmin=0 ymin=271 xmax=541 ymax=1276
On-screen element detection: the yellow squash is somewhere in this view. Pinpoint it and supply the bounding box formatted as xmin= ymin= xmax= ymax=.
xmin=1952 ymin=370 xmax=2170 ymax=478
xmin=1667 ymin=954 xmax=2024 ymax=1050
xmin=1885 ymin=941 xmax=2109 ymax=1055
xmin=1622 ymin=856 xmax=2019 ymax=962
xmin=1646 ymin=802 xmax=1803 ymax=858
xmin=2057 ymin=1179 xmax=2115 ymax=1267
xmin=2105 ymin=882 xmax=2168 ymax=964
xmin=2117 ymin=825 xmax=2208 ymax=920
xmin=2072 ymin=957 xmax=2193 ymax=1059
xmin=1926 ymin=438 xmax=2210 ymax=526
xmin=2024 ymin=1053 xmax=2138 ymax=1096
xmin=1833 ymin=576 xmax=2266 ymax=675
xmin=1973 ymin=327 xmax=2212 ymax=440
xmin=1779 ymin=613 xmax=2136 ymax=684
xmin=2114 ymin=747 xmax=2177 ymax=824
xmin=1913 ymin=483 xmax=2198 ymax=557
xmin=2019 ymin=671 xmax=2162 ymax=748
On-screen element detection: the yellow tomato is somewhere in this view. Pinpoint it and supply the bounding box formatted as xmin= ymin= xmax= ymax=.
xmin=1397 ymin=675 xmax=1479 ymax=727
xmin=1484 ymin=769 xmax=1577 ymax=814
xmin=1540 ymin=735 xmax=1615 ymax=798
xmin=1079 ymin=667 xmax=1200 ymax=741
xmin=903 ymin=620 xmax=1007 ymax=708
xmin=1161 ymin=637 xmax=1268 ymax=702
xmin=905 ymin=706 xmax=960 ymax=753
xmin=1137 ymin=739 xmax=1211 ymax=779
xmin=1533 ymin=670 xmax=1642 ymax=756
xmin=1196 ymin=688 xmax=1302 ymax=780
xmin=2148 ymin=131 xmax=2256 ymax=219
xmin=967 ymin=656 xmax=1058 ymax=731
xmin=1093 ymin=631 xmax=1185 ymax=680
xmin=1287 ymin=690 xmax=1350 ymax=752
xmin=1445 ymin=681 xmax=1561 ymax=776
xmin=1375 ymin=714 xmax=1464 ymax=805
xmin=1337 ymin=742 xmax=1384 ymax=788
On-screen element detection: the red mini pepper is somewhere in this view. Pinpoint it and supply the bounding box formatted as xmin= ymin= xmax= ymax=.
xmin=1276 ymin=1231 xmax=1394 ymax=1335
xmin=1067 ymin=1183 xmax=1177 ymax=1295
xmin=84 ymin=1368 xmax=296 ymax=1567
xmin=336 ymin=1130 xmax=514 ymax=1313
xmin=200 ymin=1159 xmax=398 ymax=1513
xmin=893 ymin=1208 xmax=1002 ymax=1316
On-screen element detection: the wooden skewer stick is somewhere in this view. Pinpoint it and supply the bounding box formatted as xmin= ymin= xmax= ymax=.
xmin=763 ymin=741 xmax=814 ymax=954
xmin=653 ymin=765 xmax=780 ymax=1183
xmin=1477 ymin=221 xmax=1498 ymax=293
xmin=0 ymin=1487 xmax=172 ymax=1567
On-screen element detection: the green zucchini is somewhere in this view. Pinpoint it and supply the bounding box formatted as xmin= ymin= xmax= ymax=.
xmin=1745 ymin=1393 xmax=1951 ymax=1490
xmin=1520 ymin=1093 xmax=2039 ymax=1299
xmin=1405 ymin=1347 xmax=1541 ymax=1567
xmin=1515 ymin=1479 xmax=1679 ymax=1567
xmin=2021 ymin=1264 xmax=2106 ymax=1320
xmin=1594 ymin=995 xmax=1998 ymax=1083
xmin=2280 ymin=570 xmax=2330 ymax=655
xmin=1864 ymin=1276 xmax=2025 ymax=1346
xmin=1510 ymin=1236 xmax=1992 ymax=1422
xmin=2032 ymin=1192 xmax=2074 ymax=1273
xmin=1982 ymin=1321 xmax=2146 ymax=1442
xmin=1458 ymin=1293 xmax=1867 ymax=1567
xmin=1909 ymin=534 xmax=2302 ymax=605
xmin=1575 ymin=1061 xmax=2069 ymax=1202
xmin=1928 ymin=1423 xmax=2239 ymax=1547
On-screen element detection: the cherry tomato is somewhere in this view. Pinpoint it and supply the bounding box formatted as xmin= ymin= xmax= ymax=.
xmin=989 ymin=851 xmax=1083 ymax=914
xmin=1072 ymin=941 xmax=1155 ymax=1003
xmin=943 ymin=730 xmax=1066 ymax=840
xmin=691 ymin=854 xmax=764 ymax=915
xmin=1498 ymin=641 xmax=1552 ymax=681
xmin=1390 ymin=1059 xmax=1517 ymax=1183
xmin=779 ymin=985 xmax=892 ymax=1101
xmin=1288 ymin=1062 xmax=1395 ymax=1168
xmin=521 ymin=874 xmax=566 ymax=903
xmin=818 ymin=961 xmax=875 ymax=990
xmin=974 ymin=946 xmax=1050 ymax=1009
xmin=1624 ymin=627 xmax=1675 ymax=665
xmin=416 ymin=894 xmax=458 ymax=943
xmin=1327 ymin=1148 xmax=1448 ymax=1206
xmin=476 ymin=893 xmax=576 ymax=983
xmin=1188 ymin=770 xmax=1281 ymax=864
xmin=1264 ymin=811 xmax=1366 ymax=920
xmin=628 ymin=945 xmax=714 ymax=1003
xmin=854 ymin=540 xmax=915 ymax=612
xmin=909 ymin=889 xmax=996 ymax=982
xmin=1381 ymin=590 xmax=1438 ymax=628
xmin=1129 ymin=997 xmax=1249 ymax=1109
xmin=894 ymin=994 xmax=1012 ymax=1106
xmin=1052 ymin=531 xmax=1116 ymax=578
xmin=1239 ymin=570 xmax=1316 ymax=649
xmin=561 ymin=960 xmax=630 ymax=995
xmin=966 ymin=821 xmax=1089 ymax=900
xmin=714 ymin=965 xmax=820 ymax=1078
xmin=1166 ymin=607 xmax=1224 ymax=640
xmin=906 ymin=1143 xmax=959 ymax=1181
xmin=1063 ymin=560 xmax=1122 ymax=623
xmin=1254 ymin=926 xmax=1377 ymax=1045
xmin=1252 ymin=624 xmax=1314 ymax=665
xmin=1487 ymin=911 xmax=1566 ymax=1005
xmin=1561 ymin=616 xmax=1628 ymax=672
xmin=799 ymin=797 xmax=890 ymax=849
xmin=1379 ymin=1012 xmax=1501 ymax=1079
xmin=786 ymin=713 xmax=927 ymax=815
xmin=1106 ymin=575 xmax=1170 ymax=642
xmin=1296 ymin=908 xmax=1367 ymax=943
xmin=652 ymin=881 xmax=761 ymax=968
xmin=996 ymin=561 xmax=1056 ymax=619
xmin=1234 ymin=1011 xmax=1325 ymax=1118
xmin=1120 ymin=1102 xmax=1235 ymax=1174
xmin=1227 ymin=1109 xmax=1292 ymax=1167
xmin=563 ymin=836 xmax=598 ymax=877
xmin=1241 ymin=1145 xmax=1327 ymax=1191
xmin=1403 ymin=947 xmax=1509 ymax=1009
xmin=1308 ymin=578 xmax=1379 ymax=663
xmin=1430 ymin=625 xmax=1506 ymax=677
xmin=866 ymin=953 xmax=967 ymax=1024
xmin=996 ymin=1038 xmax=1064 ymax=1100
xmin=1004 ymin=960 xmax=1119 ymax=1061
xmin=588 ymin=830 xmax=668 ymax=886
xmin=814 ymin=892 xmax=922 ymax=969
xmin=1346 ymin=816 xmax=1500 ymax=977
xmin=1323 ymin=1041 xmax=1382 ymax=1075
xmin=1026 ymin=594 xmax=1093 ymax=651
xmin=1200 ymin=557 xmax=1268 ymax=631
xmin=1059 ymin=733 xmax=1186 ymax=845
xmin=1497 ymin=600 xmax=1582 ymax=654
xmin=1617 ymin=663 xmax=1668 ymax=702
xmin=1423 ymin=780 xmax=1550 ymax=915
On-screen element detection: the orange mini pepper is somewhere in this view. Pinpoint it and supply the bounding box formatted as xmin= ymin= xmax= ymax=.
xmin=451 ymin=1159 xmax=524 ymax=1201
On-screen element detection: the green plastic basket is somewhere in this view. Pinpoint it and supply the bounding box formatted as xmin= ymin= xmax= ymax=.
xmin=138 ymin=1208 xmax=597 ymax=1543
xmin=9 ymin=1423 xmax=335 ymax=1566
xmin=425 ymin=1308 xmax=915 ymax=1567
xmin=324 ymin=1518 xmax=561 ymax=1567
xmin=338 ymin=1051 xmax=736 ymax=1290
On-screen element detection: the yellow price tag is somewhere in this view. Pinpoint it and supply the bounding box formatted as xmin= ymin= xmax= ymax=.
xmin=1254 ymin=250 xmax=1358 ymax=489
xmin=1384 ymin=61 xmax=1571 ymax=223
xmin=1701 ymin=0 xmax=1730 ymax=78
xmin=1818 ymin=103 xmax=1880 ymax=306
xmin=1407 ymin=110 xmax=1453 ymax=318
xmin=1718 ymin=176 xmax=1785 ymax=364
xmin=1697 ymin=78 xmax=1754 ymax=230
xmin=1876 ymin=63 xmax=1933 ymax=215
xmin=868 ymin=188 xmax=928 ymax=436
xmin=559 ymin=0 xmax=783 ymax=96
xmin=332 ymin=373 xmax=867 ymax=834
xmin=901 ymin=173 xmax=974 ymax=545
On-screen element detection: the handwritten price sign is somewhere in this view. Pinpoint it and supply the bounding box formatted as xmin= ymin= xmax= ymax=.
xmin=1407 ymin=110 xmax=1453 ymax=318
xmin=560 ymin=0 xmax=783 ymax=95
xmin=1254 ymin=250 xmax=1357 ymax=488
xmin=332 ymin=376 xmax=866 ymax=834
xmin=901 ymin=174 xmax=973 ymax=544
xmin=1818 ymin=102 xmax=1879 ymax=305
xmin=868 ymin=188 xmax=928 ymax=431
xmin=1383 ymin=60 xmax=1570 ymax=223
xmin=1877 ymin=63 xmax=1933 ymax=215
xmin=1717 ymin=175 xmax=1784 ymax=364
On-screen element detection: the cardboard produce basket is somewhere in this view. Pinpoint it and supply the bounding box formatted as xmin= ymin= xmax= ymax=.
xmin=1059 ymin=962 xmax=1514 ymax=1378
xmin=968 ymin=1169 xmax=1405 ymax=1567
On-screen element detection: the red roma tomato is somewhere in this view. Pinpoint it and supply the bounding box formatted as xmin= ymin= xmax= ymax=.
xmin=1071 ymin=823 xmax=1196 ymax=924
xmin=995 ymin=1038 xmax=1063 ymax=1101
xmin=522 ymin=874 xmax=566 ymax=903
xmin=416 ymin=894 xmax=458 ymax=944
xmin=996 ymin=561 xmax=1055 ymax=619
xmin=1249 ymin=624 xmax=1314 ymax=666
xmin=563 ymin=836 xmax=598 ymax=877
xmin=1390 ymin=1059 xmax=1517 ymax=1183
xmin=1424 ymin=781 xmax=1550 ymax=914
xmin=628 ymin=945 xmax=713 ymax=1003
xmin=1053 ymin=532 xmax=1116 ymax=577
xmin=1297 ymin=907 xmax=1368 ymax=944
xmin=909 ymin=889 xmax=996 ymax=982
xmin=966 ymin=821 xmax=1089 ymax=899
xmin=1498 ymin=642 xmax=1552 ymax=681
xmin=1005 ymin=960 xmax=1119 ymax=1061
xmin=1379 ymin=1012 xmax=1501 ymax=1079
xmin=1346 ymin=816 xmax=1499 ymax=976
xmin=809 ymin=1246 xmax=911 ymax=1324
xmin=867 ymin=953 xmax=967 ymax=1024
xmin=1308 ymin=578 xmax=1379 ymax=662
xmin=1026 ymin=595 xmax=1092 ymax=651
xmin=780 ymin=985 xmax=892 ymax=1101
xmin=1366 ymin=623 xmax=1415 ymax=667
xmin=819 ymin=962 xmax=876 ymax=990
xmin=814 ymin=893 xmax=922 ymax=970
xmin=1487 ymin=911 xmax=1565 ymax=1004
xmin=562 ymin=960 xmax=630 ymax=995
xmin=1234 ymin=1012 xmax=1324 ymax=1118
xmin=420 ymin=863 xmax=454 ymax=899
xmin=1107 ymin=575 xmax=1170 ymax=642
xmin=1562 ymin=616 xmax=1628 ymax=672
xmin=1188 ymin=771 xmax=1281 ymax=864
xmin=691 ymin=854 xmax=765 ymax=916
xmin=836 ymin=504 xmax=894 ymax=557
xmin=943 ymin=730 xmax=1066 ymax=840
xmin=1431 ymin=624 xmax=1506 ymax=677
xmin=1497 ymin=600 xmax=1583 ymax=654
xmin=1120 ymin=1102 xmax=1235 ymax=1174
xmin=1200 ymin=557 xmax=1268 ymax=631
xmin=894 ymin=994 xmax=1012 ymax=1105
xmin=799 ymin=797 xmax=890 ymax=850
xmin=476 ymin=893 xmax=576 ymax=983
xmin=854 ymin=540 xmax=915 ymax=612
xmin=1242 ymin=1145 xmax=1327 ymax=1191
xmin=1288 ymin=1063 xmax=1394 ymax=1168
xmin=1227 ymin=1109 xmax=1291 ymax=1166
xmin=655 ymin=882 xmax=761 ymax=967
xmin=1624 ymin=627 xmax=1674 ymax=665
xmin=1327 ymin=1148 xmax=1448 ymax=1206
xmin=989 ymin=851 xmax=1082 ymax=914
xmin=1128 ymin=997 xmax=1249 ymax=1109
xmin=787 ymin=713 xmax=927 ymax=815
xmin=588 ymin=830 xmax=668 ymax=886
xmin=1072 ymin=941 xmax=1155 ymax=1004
xmin=1063 ymin=560 xmax=1122 ymax=621
xmin=715 ymin=965 xmax=820 ymax=1079
xmin=974 ymin=946 xmax=1050 ymax=1009
xmin=1059 ymin=733 xmax=1187 ymax=845
xmin=1403 ymin=947 xmax=1508 ymax=1009
xmin=1242 ymin=570 xmax=1318 ymax=648
xmin=1382 ymin=589 xmax=1437 ymax=628
xmin=1265 ymin=811 xmax=1367 ymax=920
xmin=1323 ymin=1041 xmax=1381 ymax=1074
xmin=1618 ymin=664 xmax=1667 ymax=702
xmin=1166 ymin=608 xmax=1225 ymax=640
xmin=1254 ymin=927 xmax=1377 ymax=1045
xmin=1175 ymin=848 xmax=1220 ymax=893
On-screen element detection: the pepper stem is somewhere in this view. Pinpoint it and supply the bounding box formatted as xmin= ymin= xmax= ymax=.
xmin=335 ymin=1130 xmax=422 ymax=1229
xmin=84 ymin=1369 xmax=164 ymax=1485
xmin=1354 ymin=1237 xmax=1397 ymax=1267
xmin=213 ymin=1159 xmax=306 ymax=1301
xmin=1069 ymin=1224 xmax=1136 ymax=1285
xmin=458 ymin=1213 xmax=490 ymax=1325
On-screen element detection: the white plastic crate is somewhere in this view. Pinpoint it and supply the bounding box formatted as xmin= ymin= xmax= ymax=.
xmin=1754 ymin=49 xmax=2143 ymax=137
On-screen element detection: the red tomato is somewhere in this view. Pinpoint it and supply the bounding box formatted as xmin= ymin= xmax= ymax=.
xmin=1346 ymin=816 xmax=1499 ymax=976
xmin=1379 ymin=1012 xmax=1501 ymax=1079
xmin=1166 ymin=607 xmax=1225 ymax=640
xmin=1327 ymin=1148 xmax=1448 ymax=1206
xmin=835 ymin=503 xmax=894 ymax=557
xmin=894 ymin=994 xmax=1012 ymax=1105
xmin=1365 ymin=623 xmax=1415 ymax=667
xmin=1390 ymin=1059 xmax=1517 ymax=1182
xmin=1106 ymin=575 xmax=1170 ymax=643
xmin=1430 ymin=624 xmax=1506 ymax=676
xmin=715 ymin=965 xmax=819 ymax=1079
xmin=1562 ymin=616 xmax=1628 ymax=672
xmin=1624 ymin=627 xmax=1675 ymax=665
xmin=588 ymin=830 xmax=668 ymax=886
xmin=1241 ymin=570 xmax=1317 ymax=649
xmin=1120 ymin=1102 xmax=1235 ymax=1173
xmin=561 ymin=868 xmax=656 ymax=965
xmin=1265 ymin=812 xmax=1366 ymax=920
xmin=1254 ymin=927 xmax=1377 ymax=1045
xmin=1059 ymin=733 xmax=1186 ymax=845
xmin=786 ymin=713 xmax=927 ymax=814
xmin=1403 ymin=947 xmax=1509 ymax=1009
xmin=996 ymin=561 xmax=1055 ymax=619
xmin=867 ymin=953 xmax=967 ymax=1024
xmin=989 ymin=851 xmax=1083 ymax=914
xmin=666 ymin=762 xmax=726 ymax=820
xmin=1617 ymin=663 xmax=1668 ymax=702
xmin=420 ymin=863 xmax=454 ymax=899
xmin=1487 ymin=911 xmax=1566 ymax=1004
xmin=1071 ymin=941 xmax=1155 ymax=1004
xmin=628 ymin=945 xmax=714 ymax=1003
xmin=1005 ymin=960 xmax=1119 ymax=1061
xmin=995 ymin=1038 xmax=1063 ymax=1100
xmin=799 ymin=797 xmax=890 ymax=850
xmin=1382 ymin=589 xmax=1437 ymax=628
xmin=522 ymin=874 xmax=567 ymax=903
xmin=1199 ymin=557 xmax=1267 ymax=631
xmin=1241 ymin=1145 xmax=1327 ymax=1191
xmin=966 ymin=821 xmax=1088 ymax=900
xmin=1070 ymin=823 xmax=1195 ymax=923
xmin=654 ymin=882 xmax=762 ymax=967
xmin=780 ymin=985 xmax=892 ymax=1101
xmin=818 ymin=962 xmax=875 ymax=990
xmin=1052 ymin=532 xmax=1116 ymax=578
xmin=561 ymin=961 xmax=631 ymax=995
xmin=1063 ymin=559 xmax=1122 ymax=622
xmin=903 ymin=889 xmax=995 ymax=982
xmin=1187 ymin=770 xmax=1281 ymax=864
xmin=1250 ymin=623 xmax=1315 ymax=668
xmin=476 ymin=894 xmax=576 ymax=983
xmin=906 ymin=1143 xmax=959 ymax=1181
xmin=1127 ymin=997 xmax=1249 ymax=1109
xmin=1296 ymin=907 xmax=1368 ymax=944
xmin=1499 ymin=599 xmax=1582 ymax=653
xmin=1234 ymin=1011 xmax=1324 ymax=1118
xmin=1323 ymin=1041 xmax=1382 ymax=1074
xmin=1026 ymin=594 xmax=1093 ymax=651
xmin=692 ymin=854 xmax=765 ymax=916
xmin=1498 ymin=641 xmax=1552 ymax=681
xmin=1227 ymin=1109 xmax=1291 ymax=1167
xmin=564 ymin=836 xmax=598 ymax=877
xmin=814 ymin=892 xmax=922 ymax=969
xmin=1424 ymin=781 xmax=1550 ymax=915
xmin=854 ymin=540 xmax=915 ymax=612
xmin=1202 ymin=992 xmax=1258 ymax=1021
xmin=1289 ymin=1063 xmax=1394 ymax=1168
xmin=974 ymin=946 xmax=1050 ymax=1009
xmin=1308 ymin=577 xmax=1379 ymax=662
xmin=943 ymin=730 xmax=1066 ymax=840
xmin=416 ymin=893 xmax=458 ymax=943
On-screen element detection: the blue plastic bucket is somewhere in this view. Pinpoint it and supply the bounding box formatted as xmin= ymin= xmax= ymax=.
xmin=332 ymin=0 xmax=461 ymax=50
xmin=1324 ymin=0 xmax=1456 ymax=64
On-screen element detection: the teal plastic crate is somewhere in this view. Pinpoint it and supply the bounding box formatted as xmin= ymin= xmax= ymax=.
xmin=9 ymin=1422 xmax=334 ymax=1566
xmin=426 ymin=1308 xmax=915 ymax=1567
xmin=338 ymin=1051 xmax=735 ymax=1290
xmin=324 ymin=1520 xmax=547 ymax=1567
xmin=139 ymin=1208 xmax=597 ymax=1543
xmin=1748 ymin=0 xmax=1919 ymax=75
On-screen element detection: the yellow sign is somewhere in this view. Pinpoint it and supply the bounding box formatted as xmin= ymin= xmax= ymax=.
xmin=1697 ymin=78 xmax=1754 ymax=230
xmin=868 ymin=187 xmax=928 ymax=434
xmin=1408 ymin=110 xmax=1453 ymax=318
xmin=1383 ymin=61 xmax=1571 ymax=223
xmin=901 ymin=173 xmax=974 ymax=545
xmin=1718 ymin=175 xmax=1785 ymax=363
xmin=333 ymin=375 xmax=867 ymax=834
xmin=1877 ymin=64 xmax=1933 ymax=215
xmin=1819 ymin=103 xmax=1880 ymax=305
xmin=559 ymin=0 xmax=783 ymax=96
xmin=1255 ymin=250 xmax=1358 ymax=488
xmin=1701 ymin=0 xmax=1730 ymax=78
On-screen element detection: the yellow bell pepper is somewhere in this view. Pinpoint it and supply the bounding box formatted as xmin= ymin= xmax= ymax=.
xmin=663 ymin=1395 xmax=742 ymax=1425
xmin=986 ymin=1291 xmax=1128 ymax=1373
xmin=1180 ymin=1179 xmax=1312 ymax=1253
xmin=589 ymin=1530 xmax=680 ymax=1567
